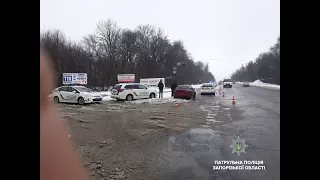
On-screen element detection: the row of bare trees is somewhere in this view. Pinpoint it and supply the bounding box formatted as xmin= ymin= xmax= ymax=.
xmin=231 ymin=36 xmax=280 ymax=85
xmin=40 ymin=19 xmax=215 ymax=88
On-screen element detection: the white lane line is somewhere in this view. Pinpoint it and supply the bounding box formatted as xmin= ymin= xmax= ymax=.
xmin=206 ymin=119 xmax=222 ymax=123
xmin=207 ymin=116 xmax=215 ymax=119
xmin=208 ymin=113 xmax=217 ymax=116
xmin=210 ymin=105 xmax=220 ymax=108
xmin=223 ymin=108 xmax=230 ymax=110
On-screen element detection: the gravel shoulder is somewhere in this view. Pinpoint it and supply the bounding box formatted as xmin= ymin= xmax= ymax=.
xmin=58 ymin=99 xmax=207 ymax=180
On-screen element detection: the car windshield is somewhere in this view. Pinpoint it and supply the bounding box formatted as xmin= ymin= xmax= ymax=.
xmin=223 ymin=79 xmax=232 ymax=82
xmin=176 ymin=85 xmax=190 ymax=90
xmin=75 ymin=86 xmax=94 ymax=92
xmin=202 ymin=84 xmax=213 ymax=87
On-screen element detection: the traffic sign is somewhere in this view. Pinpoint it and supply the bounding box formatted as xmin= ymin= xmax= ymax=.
xmin=173 ymin=70 xmax=177 ymax=74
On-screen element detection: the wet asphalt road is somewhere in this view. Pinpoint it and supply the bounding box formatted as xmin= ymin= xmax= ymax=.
xmin=157 ymin=84 xmax=280 ymax=180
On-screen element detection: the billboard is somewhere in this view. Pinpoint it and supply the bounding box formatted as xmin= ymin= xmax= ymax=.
xmin=63 ymin=73 xmax=87 ymax=85
xmin=140 ymin=78 xmax=165 ymax=88
xmin=117 ymin=74 xmax=135 ymax=83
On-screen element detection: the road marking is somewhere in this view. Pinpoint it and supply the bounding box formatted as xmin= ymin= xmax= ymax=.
xmin=207 ymin=116 xmax=215 ymax=119
xmin=208 ymin=113 xmax=216 ymax=116
xmin=206 ymin=119 xmax=222 ymax=123
xmin=200 ymin=125 xmax=210 ymax=128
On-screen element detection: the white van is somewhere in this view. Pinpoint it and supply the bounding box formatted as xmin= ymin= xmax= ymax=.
xmin=223 ymin=79 xmax=233 ymax=88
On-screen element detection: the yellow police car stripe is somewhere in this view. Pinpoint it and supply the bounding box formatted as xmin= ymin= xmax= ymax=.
xmin=59 ymin=94 xmax=65 ymax=99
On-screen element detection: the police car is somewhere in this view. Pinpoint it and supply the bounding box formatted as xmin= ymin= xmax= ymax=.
xmin=111 ymin=83 xmax=157 ymax=101
xmin=52 ymin=86 xmax=102 ymax=105
xmin=200 ymin=83 xmax=216 ymax=95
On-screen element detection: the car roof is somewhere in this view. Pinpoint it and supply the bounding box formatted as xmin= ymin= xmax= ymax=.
xmin=177 ymin=85 xmax=191 ymax=87
xmin=116 ymin=83 xmax=141 ymax=85
xmin=57 ymin=85 xmax=87 ymax=88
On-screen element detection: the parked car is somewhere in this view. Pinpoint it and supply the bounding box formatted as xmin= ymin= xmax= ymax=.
xmin=242 ymin=82 xmax=250 ymax=87
xmin=110 ymin=83 xmax=157 ymax=101
xmin=52 ymin=86 xmax=102 ymax=105
xmin=174 ymin=85 xmax=196 ymax=100
xmin=200 ymin=83 xmax=215 ymax=95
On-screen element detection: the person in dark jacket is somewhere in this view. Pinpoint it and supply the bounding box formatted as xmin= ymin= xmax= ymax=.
xmin=171 ymin=80 xmax=178 ymax=97
xmin=158 ymin=80 xmax=164 ymax=98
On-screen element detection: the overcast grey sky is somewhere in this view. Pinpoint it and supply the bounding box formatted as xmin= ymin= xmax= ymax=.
xmin=40 ymin=0 xmax=280 ymax=81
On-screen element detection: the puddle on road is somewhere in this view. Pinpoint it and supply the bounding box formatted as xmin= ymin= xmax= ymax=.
xmin=81 ymin=107 xmax=95 ymax=111
xmin=227 ymin=112 xmax=232 ymax=121
xmin=190 ymin=128 xmax=215 ymax=134
xmin=200 ymin=125 xmax=210 ymax=128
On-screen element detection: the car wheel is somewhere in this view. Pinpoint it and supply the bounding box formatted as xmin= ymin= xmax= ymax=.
xmin=149 ymin=93 xmax=155 ymax=98
xmin=53 ymin=96 xmax=60 ymax=104
xmin=126 ymin=94 xmax=133 ymax=101
xmin=78 ymin=97 xmax=85 ymax=105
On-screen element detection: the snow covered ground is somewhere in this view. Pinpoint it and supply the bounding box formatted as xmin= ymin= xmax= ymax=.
xmin=236 ymin=80 xmax=280 ymax=90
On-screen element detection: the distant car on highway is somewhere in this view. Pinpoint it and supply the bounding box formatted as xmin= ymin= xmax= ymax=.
xmin=223 ymin=79 xmax=233 ymax=88
xmin=111 ymin=83 xmax=157 ymax=101
xmin=52 ymin=86 xmax=102 ymax=105
xmin=242 ymin=82 xmax=250 ymax=87
xmin=174 ymin=85 xmax=196 ymax=100
xmin=200 ymin=83 xmax=215 ymax=95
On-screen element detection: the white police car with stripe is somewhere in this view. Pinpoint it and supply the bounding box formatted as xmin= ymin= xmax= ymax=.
xmin=52 ymin=86 xmax=102 ymax=105
xmin=111 ymin=83 xmax=157 ymax=101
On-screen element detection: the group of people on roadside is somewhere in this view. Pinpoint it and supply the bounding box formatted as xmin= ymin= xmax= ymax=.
xmin=157 ymin=79 xmax=178 ymax=98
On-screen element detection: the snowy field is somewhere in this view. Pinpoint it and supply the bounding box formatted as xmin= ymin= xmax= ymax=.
xmin=236 ymin=80 xmax=280 ymax=90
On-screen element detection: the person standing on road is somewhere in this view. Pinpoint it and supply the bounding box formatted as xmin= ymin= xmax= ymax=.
xmin=158 ymin=79 xmax=164 ymax=98
xmin=171 ymin=80 xmax=178 ymax=97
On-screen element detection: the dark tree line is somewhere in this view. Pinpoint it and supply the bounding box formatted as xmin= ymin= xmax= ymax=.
xmin=40 ymin=19 xmax=215 ymax=89
xmin=231 ymin=36 xmax=280 ymax=85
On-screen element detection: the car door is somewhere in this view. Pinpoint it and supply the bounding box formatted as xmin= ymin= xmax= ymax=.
xmin=130 ymin=85 xmax=142 ymax=99
xmin=58 ymin=86 xmax=69 ymax=102
xmin=138 ymin=84 xmax=149 ymax=98
xmin=67 ymin=87 xmax=79 ymax=103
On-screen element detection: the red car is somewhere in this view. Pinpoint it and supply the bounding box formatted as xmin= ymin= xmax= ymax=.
xmin=174 ymin=85 xmax=196 ymax=100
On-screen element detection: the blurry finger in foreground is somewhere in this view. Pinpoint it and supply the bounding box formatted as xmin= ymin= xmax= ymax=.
xmin=40 ymin=51 xmax=89 ymax=180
